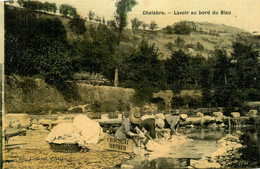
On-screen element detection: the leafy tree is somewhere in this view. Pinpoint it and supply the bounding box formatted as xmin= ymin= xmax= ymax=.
xmin=115 ymin=0 xmax=137 ymax=34
xmin=196 ymin=42 xmax=204 ymax=51
xmin=188 ymin=54 xmax=207 ymax=88
xmin=102 ymin=17 xmax=106 ymax=24
xmin=164 ymin=50 xmax=189 ymax=93
xmin=31 ymin=36 xmax=72 ymax=84
xmin=173 ymin=21 xmax=192 ymax=35
xmin=142 ymin=23 xmax=149 ymax=30
xmin=60 ymin=4 xmax=77 ymax=18
xmin=95 ymin=16 xmax=101 ymax=23
xmin=174 ymin=37 xmax=185 ymax=47
xmin=112 ymin=0 xmax=137 ymax=87
xmin=131 ymin=17 xmax=142 ymax=30
xmin=22 ymin=1 xmax=44 ymax=11
xmin=165 ymin=26 xmax=174 ymax=34
xmin=88 ymin=11 xmax=95 ymax=21
xmin=5 ymin=6 xmax=69 ymax=84
xmin=68 ymin=16 xmax=86 ymax=34
xmin=17 ymin=0 xmax=24 ymax=7
xmin=120 ymin=40 xmax=166 ymax=104
xmin=43 ymin=2 xmax=57 ymax=13
xmin=70 ymin=24 xmax=118 ymax=80
xmin=231 ymin=42 xmax=259 ymax=90
xmin=149 ymin=21 xmax=158 ymax=31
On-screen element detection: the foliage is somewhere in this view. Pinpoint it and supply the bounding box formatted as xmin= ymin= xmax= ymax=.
xmin=131 ymin=17 xmax=142 ymax=30
xmin=59 ymin=4 xmax=77 ymax=18
xmin=31 ymin=36 xmax=72 ymax=84
xmin=165 ymin=26 xmax=174 ymax=34
xmin=142 ymin=23 xmax=149 ymax=30
xmin=120 ymin=40 xmax=167 ymax=104
xmin=68 ymin=16 xmax=86 ymax=34
xmin=196 ymin=42 xmax=204 ymax=51
xmin=43 ymin=2 xmax=57 ymax=13
xmin=173 ymin=21 xmax=192 ymax=35
xmin=115 ymin=0 xmax=137 ymax=33
xmin=164 ymin=50 xmax=189 ymax=93
xmin=149 ymin=21 xmax=158 ymax=31
xmin=5 ymin=5 xmax=70 ymax=84
xmin=88 ymin=11 xmax=95 ymax=21
xmin=19 ymin=0 xmax=57 ymax=13
xmin=174 ymin=37 xmax=185 ymax=47
xmin=70 ymin=24 xmax=118 ymax=80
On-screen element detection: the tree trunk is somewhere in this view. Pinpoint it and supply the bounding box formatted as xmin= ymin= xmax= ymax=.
xmin=114 ymin=67 xmax=119 ymax=87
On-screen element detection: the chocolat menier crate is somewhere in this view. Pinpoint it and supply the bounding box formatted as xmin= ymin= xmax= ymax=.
xmin=103 ymin=135 xmax=134 ymax=153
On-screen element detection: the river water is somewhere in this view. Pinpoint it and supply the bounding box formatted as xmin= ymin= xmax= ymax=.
xmin=121 ymin=126 xmax=260 ymax=168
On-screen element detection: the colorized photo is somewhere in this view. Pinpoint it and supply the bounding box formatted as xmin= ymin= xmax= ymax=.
xmin=2 ymin=0 xmax=260 ymax=168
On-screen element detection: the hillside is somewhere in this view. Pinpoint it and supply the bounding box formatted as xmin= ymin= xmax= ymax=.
xmin=5 ymin=4 xmax=259 ymax=60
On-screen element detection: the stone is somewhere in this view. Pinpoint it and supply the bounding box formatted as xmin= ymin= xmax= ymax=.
xmin=32 ymin=119 xmax=38 ymax=124
xmin=190 ymin=158 xmax=221 ymax=168
xmin=248 ymin=110 xmax=257 ymax=118
xmin=101 ymin=114 xmax=109 ymax=120
xmin=213 ymin=112 xmax=223 ymax=117
xmin=30 ymin=124 xmax=46 ymax=130
xmin=197 ymin=112 xmax=204 ymax=117
xmin=204 ymin=115 xmax=215 ymax=123
xmin=231 ymin=112 xmax=240 ymax=118
xmin=121 ymin=164 xmax=134 ymax=169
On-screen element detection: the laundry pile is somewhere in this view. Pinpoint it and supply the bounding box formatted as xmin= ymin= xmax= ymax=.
xmin=45 ymin=115 xmax=103 ymax=146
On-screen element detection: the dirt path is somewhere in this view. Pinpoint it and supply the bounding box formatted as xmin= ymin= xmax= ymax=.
xmin=3 ymin=130 xmax=133 ymax=168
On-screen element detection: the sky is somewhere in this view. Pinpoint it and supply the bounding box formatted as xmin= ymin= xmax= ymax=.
xmin=18 ymin=0 xmax=260 ymax=34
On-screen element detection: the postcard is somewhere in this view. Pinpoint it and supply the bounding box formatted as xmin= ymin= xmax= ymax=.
xmin=1 ymin=0 xmax=260 ymax=168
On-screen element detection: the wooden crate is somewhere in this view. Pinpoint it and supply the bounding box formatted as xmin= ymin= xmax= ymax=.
xmin=103 ymin=135 xmax=134 ymax=153
xmin=49 ymin=143 xmax=82 ymax=153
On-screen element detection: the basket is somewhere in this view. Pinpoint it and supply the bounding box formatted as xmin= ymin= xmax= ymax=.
xmin=49 ymin=143 xmax=82 ymax=153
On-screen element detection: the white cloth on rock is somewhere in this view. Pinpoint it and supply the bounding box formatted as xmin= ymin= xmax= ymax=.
xmin=45 ymin=115 xmax=103 ymax=146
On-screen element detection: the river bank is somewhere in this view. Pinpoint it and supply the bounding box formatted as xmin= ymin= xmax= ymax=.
xmin=3 ymin=129 xmax=134 ymax=168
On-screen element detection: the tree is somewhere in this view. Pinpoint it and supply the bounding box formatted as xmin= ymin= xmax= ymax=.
xmin=173 ymin=21 xmax=192 ymax=35
xmin=88 ymin=11 xmax=95 ymax=21
xmin=120 ymin=40 xmax=166 ymax=104
xmin=131 ymin=17 xmax=142 ymax=30
xmin=115 ymin=0 xmax=137 ymax=34
xmin=113 ymin=0 xmax=137 ymax=86
xmin=17 ymin=0 xmax=24 ymax=7
xmin=196 ymin=42 xmax=204 ymax=51
xmin=95 ymin=16 xmax=101 ymax=23
xmin=68 ymin=16 xmax=86 ymax=34
xmin=142 ymin=23 xmax=149 ymax=30
xmin=174 ymin=37 xmax=185 ymax=47
xmin=22 ymin=1 xmax=44 ymax=11
xmin=43 ymin=2 xmax=57 ymax=13
xmin=231 ymin=42 xmax=259 ymax=101
xmin=70 ymin=24 xmax=117 ymax=80
xmin=102 ymin=17 xmax=106 ymax=24
xmin=32 ymin=37 xmax=71 ymax=84
xmin=164 ymin=50 xmax=189 ymax=93
xmin=149 ymin=21 xmax=158 ymax=31
xmin=60 ymin=4 xmax=77 ymax=18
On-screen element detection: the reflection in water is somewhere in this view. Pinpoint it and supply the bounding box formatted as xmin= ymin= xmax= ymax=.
xmin=123 ymin=126 xmax=260 ymax=169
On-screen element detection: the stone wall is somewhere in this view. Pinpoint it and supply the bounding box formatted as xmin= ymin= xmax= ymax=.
xmin=5 ymin=76 xmax=135 ymax=114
